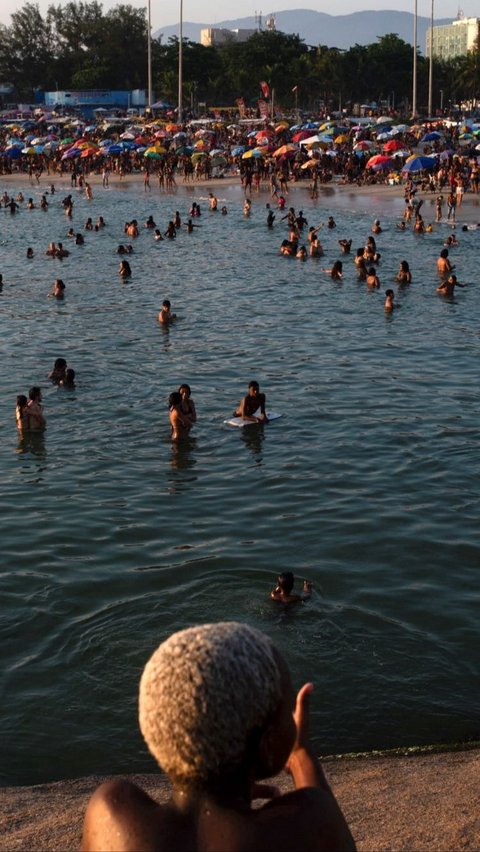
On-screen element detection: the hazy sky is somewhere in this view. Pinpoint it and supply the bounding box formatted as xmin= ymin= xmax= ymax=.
xmin=0 ymin=1 xmax=478 ymax=32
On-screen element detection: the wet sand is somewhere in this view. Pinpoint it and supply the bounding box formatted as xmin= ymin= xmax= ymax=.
xmin=2 ymin=748 xmax=479 ymax=851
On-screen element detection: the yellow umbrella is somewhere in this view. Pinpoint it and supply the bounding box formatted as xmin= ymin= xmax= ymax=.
xmin=306 ymin=140 xmax=328 ymax=150
xmin=334 ymin=134 xmax=349 ymax=144
xmin=145 ymin=145 xmax=167 ymax=154
xmin=273 ymin=143 xmax=297 ymax=157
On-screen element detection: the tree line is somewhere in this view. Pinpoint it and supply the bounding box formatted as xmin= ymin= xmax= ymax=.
xmin=0 ymin=2 xmax=478 ymax=112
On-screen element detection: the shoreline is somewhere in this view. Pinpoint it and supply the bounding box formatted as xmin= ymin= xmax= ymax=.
xmin=2 ymin=170 xmax=480 ymax=223
xmin=2 ymin=746 xmax=479 ymax=851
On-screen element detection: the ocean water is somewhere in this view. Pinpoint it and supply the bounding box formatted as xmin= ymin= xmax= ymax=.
xmin=1 ymin=179 xmax=479 ymax=785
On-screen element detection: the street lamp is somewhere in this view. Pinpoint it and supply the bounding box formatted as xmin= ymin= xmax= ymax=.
xmin=147 ymin=0 xmax=152 ymax=109
xmin=178 ymin=0 xmax=183 ymax=123
xmin=428 ymin=0 xmax=434 ymax=116
xmin=412 ymin=0 xmax=417 ymax=118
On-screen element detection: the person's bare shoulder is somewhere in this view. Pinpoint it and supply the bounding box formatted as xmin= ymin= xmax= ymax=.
xmin=82 ymin=779 xmax=163 ymax=851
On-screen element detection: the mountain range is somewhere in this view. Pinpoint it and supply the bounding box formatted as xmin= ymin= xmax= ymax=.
xmin=154 ymin=9 xmax=451 ymax=53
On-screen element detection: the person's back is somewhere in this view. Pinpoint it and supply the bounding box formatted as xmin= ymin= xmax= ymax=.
xmin=82 ymin=622 xmax=355 ymax=852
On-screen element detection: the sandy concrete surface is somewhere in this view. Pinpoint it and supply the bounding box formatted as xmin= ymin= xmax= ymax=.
xmin=1 ymin=748 xmax=479 ymax=851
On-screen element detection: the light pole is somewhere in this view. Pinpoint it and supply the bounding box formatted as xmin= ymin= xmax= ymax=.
xmin=147 ymin=0 xmax=152 ymax=109
xmin=178 ymin=0 xmax=183 ymax=124
xmin=428 ymin=0 xmax=434 ymax=116
xmin=412 ymin=0 xmax=417 ymax=118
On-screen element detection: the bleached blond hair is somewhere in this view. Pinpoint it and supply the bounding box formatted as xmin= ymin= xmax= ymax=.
xmin=139 ymin=622 xmax=282 ymax=785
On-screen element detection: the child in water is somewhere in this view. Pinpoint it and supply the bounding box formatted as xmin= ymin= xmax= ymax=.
xmin=82 ymin=621 xmax=355 ymax=852
xmin=158 ymin=299 xmax=176 ymax=325
xmin=271 ymin=571 xmax=312 ymax=603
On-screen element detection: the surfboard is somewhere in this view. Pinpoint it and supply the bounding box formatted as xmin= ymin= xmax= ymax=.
xmin=224 ymin=410 xmax=283 ymax=428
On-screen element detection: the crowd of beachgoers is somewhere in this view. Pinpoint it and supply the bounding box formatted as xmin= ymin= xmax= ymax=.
xmin=0 ymin=111 xmax=479 ymax=192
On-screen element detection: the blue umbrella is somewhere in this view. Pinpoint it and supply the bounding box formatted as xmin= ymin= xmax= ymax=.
xmin=105 ymin=145 xmax=122 ymax=155
xmin=402 ymin=156 xmax=436 ymax=172
xmin=231 ymin=145 xmax=246 ymax=156
xmin=420 ymin=131 xmax=443 ymax=142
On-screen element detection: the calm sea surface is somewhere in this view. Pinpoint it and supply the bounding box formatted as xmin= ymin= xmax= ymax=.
xmin=1 ymin=178 xmax=479 ymax=785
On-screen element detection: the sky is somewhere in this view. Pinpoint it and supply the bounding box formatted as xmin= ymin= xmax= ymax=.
xmin=0 ymin=0 xmax=478 ymax=32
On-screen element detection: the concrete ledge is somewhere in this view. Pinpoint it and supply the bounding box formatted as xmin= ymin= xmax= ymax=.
xmin=1 ymin=748 xmax=479 ymax=851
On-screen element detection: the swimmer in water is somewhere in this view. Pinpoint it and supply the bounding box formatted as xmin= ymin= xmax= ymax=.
xmin=208 ymin=193 xmax=218 ymax=211
xmin=48 ymin=357 xmax=67 ymax=384
xmin=164 ymin=221 xmax=176 ymax=239
xmin=234 ymin=380 xmax=268 ymax=423
xmin=26 ymin=247 xmax=34 ymax=258
xmin=270 ymin=571 xmax=312 ymax=603
xmin=366 ymin=268 xmax=380 ymax=288
xmin=396 ymin=261 xmax=411 ymax=284
xmin=168 ymin=391 xmax=191 ymax=440
xmin=221 ymin=205 xmax=228 ymax=215
xmin=243 ymin=198 xmax=251 ymax=216
xmin=178 ymin=384 xmax=196 ymax=424
xmin=158 ymin=299 xmax=176 ymax=325
xmin=154 ymin=229 xmax=164 ymax=241
xmin=49 ymin=279 xmax=65 ymax=298
xmin=145 ymin=215 xmax=156 ymax=229
xmin=436 ymin=274 xmax=465 ymax=296
xmin=296 ymin=245 xmax=307 ymax=261
xmin=118 ymin=260 xmax=132 ymax=278
xmin=437 ymin=248 xmax=454 ymax=277
xmin=327 ymin=216 xmax=336 ymax=229
xmin=338 ymin=239 xmax=352 ymax=255
xmin=26 ymin=386 xmax=46 ymax=430
xmin=384 ymin=289 xmax=396 ymax=311
xmin=15 ymin=394 xmax=29 ymax=430
xmin=324 ymin=261 xmax=343 ymax=280
xmin=60 ymin=368 xmax=76 ymax=388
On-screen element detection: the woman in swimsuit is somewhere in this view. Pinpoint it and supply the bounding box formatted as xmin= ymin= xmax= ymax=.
xmin=169 ymin=392 xmax=191 ymax=440
xmin=178 ymin=384 xmax=196 ymax=425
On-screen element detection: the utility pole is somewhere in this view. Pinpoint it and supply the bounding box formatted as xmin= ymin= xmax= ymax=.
xmin=147 ymin=0 xmax=152 ymax=109
xmin=178 ymin=0 xmax=183 ymax=123
xmin=412 ymin=0 xmax=418 ymax=118
xmin=428 ymin=0 xmax=434 ymax=116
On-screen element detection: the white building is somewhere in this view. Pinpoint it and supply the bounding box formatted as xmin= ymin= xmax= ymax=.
xmin=200 ymin=28 xmax=257 ymax=47
xmin=426 ymin=16 xmax=479 ymax=60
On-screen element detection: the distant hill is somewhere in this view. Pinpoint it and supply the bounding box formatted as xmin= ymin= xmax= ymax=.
xmin=154 ymin=9 xmax=451 ymax=53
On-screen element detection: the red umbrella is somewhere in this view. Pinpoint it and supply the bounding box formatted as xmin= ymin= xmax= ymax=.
xmin=366 ymin=154 xmax=393 ymax=168
xmin=383 ymin=139 xmax=404 ymax=152
xmin=292 ymin=130 xmax=312 ymax=143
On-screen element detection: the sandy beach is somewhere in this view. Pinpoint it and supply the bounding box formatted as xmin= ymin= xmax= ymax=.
xmin=2 ymin=747 xmax=479 ymax=851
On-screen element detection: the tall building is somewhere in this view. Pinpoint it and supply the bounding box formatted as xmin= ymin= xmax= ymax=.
xmin=426 ymin=15 xmax=479 ymax=60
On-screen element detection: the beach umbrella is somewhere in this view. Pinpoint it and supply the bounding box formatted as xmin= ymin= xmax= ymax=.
xmin=256 ymin=129 xmax=273 ymax=139
xmin=21 ymin=146 xmax=37 ymax=155
xmin=334 ymin=134 xmax=349 ymax=144
xmin=402 ymin=156 xmax=436 ymax=172
xmin=209 ymin=148 xmax=225 ymax=156
xmin=420 ymin=131 xmax=443 ymax=142
xmin=376 ymin=116 xmax=391 ymax=125
xmin=61 ymin=148 xmax=81 ymax=160
xmin=292 ymin=130 xmax=312 ymax=142
xmin=273 ymin=144 xmax=297 ymax=157
xmin=275 ymin=121 xmax=290 ymax=131
xmin=210 ymin=156 xmax=227 ymax=168
xmin=3 ymin=147 xmax=22 ymax=158
xmin=376 ymin=131 xmax=392 ymax=141
xmin=242 ymin=148 xmax=264 ymax=159
xmin=231 ymin=145 xmax=246 ymax=156
xmin=120 ymin=131 xmax=136 ymax=140
xmin=301 ymin=159 xmax=319 ymax=169
xmin=144 ymin=150 xmax=162 ymax=158
xmin=383 ymin=139 xmax=404 ymax=152
xmin=353 ymin=140 xmax=373 ymax=151
xmin=191 ymin=151 xmax=207 ymax=162
xmin=175 ymin=145 xmax=193 ymax=155
xmin=302 ymin=122 xmax=319 ymax=130
xmin=366 ymin=154 xmax=392 ymax=168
